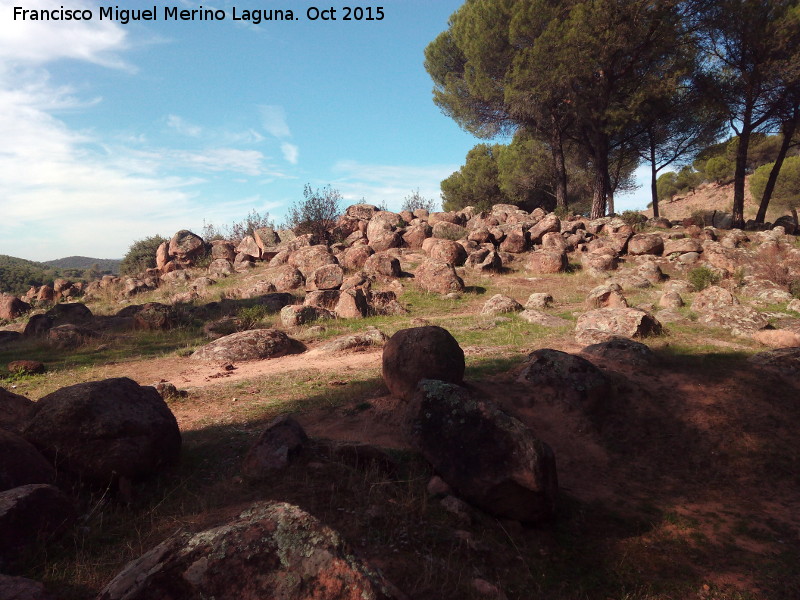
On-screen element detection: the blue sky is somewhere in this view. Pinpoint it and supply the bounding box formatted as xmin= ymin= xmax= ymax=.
xmin=0 ymin=0 xmax=649 ymax=261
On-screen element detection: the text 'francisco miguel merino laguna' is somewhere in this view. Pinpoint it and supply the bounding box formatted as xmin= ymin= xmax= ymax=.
xmin=12 ymin=5 xmax=386 ymax=24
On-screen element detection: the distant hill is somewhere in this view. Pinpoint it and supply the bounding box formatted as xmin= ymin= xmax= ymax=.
xmin=42 ymin=256 xmax=121 ymax=274
xmin=0 ymin=254 xmax=118 ymax=296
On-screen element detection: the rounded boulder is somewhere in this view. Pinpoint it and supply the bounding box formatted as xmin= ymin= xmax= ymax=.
xmin=382 ymin=326 xmax=465 ymax=401
xmin=22 ymin=377 xmax=181 ymax=485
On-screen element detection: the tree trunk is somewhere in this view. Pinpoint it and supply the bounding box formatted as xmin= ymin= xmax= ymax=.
xmin=755 ymin=106 xmax=799 ymax=223
xmin=590 ymin=134 xmax=609 ymax=219
xmin=650 ymin=137 xmax=660 ymax=218
xmin=732 ymin=110 xmax=753 ymax=229
xmin=605 ymin=168 xmax=614 ymax=215
xmin=550 ymin=118 xmax=568 ymax=209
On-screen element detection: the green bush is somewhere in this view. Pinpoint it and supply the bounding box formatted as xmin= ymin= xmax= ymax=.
xmin=236 ymin=305 xmax=273 ymax=330
xmin=286 ymin=184 xmax=341 ymax=242
xmin=619 ymin=210 xmax=646 ymax=231
xmin=120 ymin=235 xmax=167 ymax=276
xmin=688 ymin=266 xmax=721 ymax=291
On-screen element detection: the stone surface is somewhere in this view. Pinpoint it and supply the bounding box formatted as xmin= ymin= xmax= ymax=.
xmin=525 ymin=293 xmax=554 ymax=309
xmin=575 ymin=308 xmax=662 ymax=345
xmin=0 ymin=574 xmax=58 ymax=600
xmin=427 ymin=239 xmax=468 ymax=266
xmin=97 ymin=501 xmax=402 ymax=600
xmin=697 ymin=306 xmax=769 ymax=337
xmin=748 ymin=347 xmax=800 ymax=374
xmin=627 ymin=233 xmax=664 ymax=256
xmin=580 ymin=337 xmax=656 ymax=366
xmin=525 ymin=251 xmax=567 ymax=274
xmin=363 ymin=253 xmax=401 ymax=278
xmin=270 ymin=265 xmax=306 ymax=291
xmin=307 ymin=264 xmax=345 ymax=291
xmin=518 ymin=310 xmax=570 ymax=328
xmin=480 ymin=294 xmax=523 ymax=316
xmin=7 ymin=360 xmax=45 ymax=375
xmin=658 ymin=291 xmax=684 ymax=308
xmin=382 ymin=326 xmax=465 ymax=401
xmin=320 ymin=327 xmax=388 ymax=353
xmin=241 ymin=416 xmax=309 ymax=481
xmin=0 ymin=429 xmax=55 ymax=491
xmin=413 ymin=260 xmax=465 ymax=294
xmin=413 ymin=380 xmax=557 ymax=523
xmin=23 ymin=378 xmax=181 ymax=485
xmin=192 ymin=329 xmax=296 ymax=361
xmin=0 ymin=388 xmax=34 ymax=433
xmin=0 ymin=295 xmax=30 ymax=321
xmin=752 ymin=329 xmax=800 ymax=348
xmin=585 ymin=284 xmax=628 ymax=309
xmin=280 ymin=305 xmax=336 ymax=328
xmin=518 ymin=349 xmax=613 ymax=413
xmin=168 ymin=230 xmax=206 ymax=266
xmin=0 ymin=484 xmax=75 ymax=567
xmin=46 ymin=324 xmax=96 ymax=349
xmin=691 ymin=286 xmax=739 ymax=312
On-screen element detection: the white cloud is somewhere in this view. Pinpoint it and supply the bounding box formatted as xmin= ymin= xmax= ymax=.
xmin=259 ymin=105 xmax=291 ymax=138
xmin=329 ymin=160 xmax=457 ymax=211
xmin=0 ymin=0 xmax=130 ymax=69
xmin=172 ymin=148 xmax=267 ymax=176
xmin=167 ymin=114 xmax=203 ymax=137
xmin=281 ymin=142 xmax=299 ymax=165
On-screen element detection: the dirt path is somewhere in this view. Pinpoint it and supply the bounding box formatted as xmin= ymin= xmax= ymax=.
xmin=84 ymin=346 xmax=384 ymax=391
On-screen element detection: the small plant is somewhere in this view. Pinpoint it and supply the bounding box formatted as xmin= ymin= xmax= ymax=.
xmin=202 ymin=210 xmax=275 ymax=244
xmin=236 ymin=305 xmax=273 ymax=330
xmin=688 ymin=266 xmax=721 ymax=291
xmin=619 ymin=210 xmax=646 ymax=231
xmin=286 ymin=184 xmax=342 ymax=242
xmin=401 ymin=189 xmax=437 ymax=213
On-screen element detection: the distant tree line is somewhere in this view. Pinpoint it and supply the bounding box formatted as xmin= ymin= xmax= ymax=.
xmin=0 ymin=255 xmax=115 ymax=296
xmin=426 ymin=0 xmax=800 ymax=227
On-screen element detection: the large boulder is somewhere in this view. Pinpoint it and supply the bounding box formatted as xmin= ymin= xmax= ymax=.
xmin=0 ymin=484 xmax=76 ymax=567
xmin=192 ymin=329 xmax=295 ymax=361
xmin=289 ymin=245 xmax=338 ymax=277
xmin=0 ymin=388 xmax=34 ymax=433
xmin=517 ymin=349 xmax=613 ymax=415
xmin=97 ymin=501 xmax=402 ymax=600
xmin=627 ymin=233 xmax=664 ymax=256
xmin=0 ymin=295 xmax=30 ymax=321
xmin=575 ymin=308 xmax=662 ymax=345
xmin=528 ymin=213 xmax=561 ymax=243
xmin=169 ymin=230 xmax=206 ymax=266
xmin=0 ymin=430 xmax=55 ymax=491
xmin=697 ymin=305 xmax=769 ymax=337
xmin=46 ymin=324 xmax=96 ymax=349
xmin=270 ymin=265 xmax=306 ymax=291
xmin=382 ymin=326 xmax=465 ymax=401
xmin=134 ymin=302 xmax=176 ymax=330
xmin=23 ymin=378 xmax=181 ymax=485
xmin=413 ymin=260 xmax=465 ymax=294
xmin=691 ymin=285 xmax=739 ymax=312
xmin=525 ymin=250 xmax=567 ymax=274
xmin=413 ymin=380 xmax=557 ymax=523
xmin=426 ymin=239 xmax=468 ymax=266
xmin=480 ymin=294 xmax=523 ymax=316
xmin=306 ymin=264 xmax=344 ymax=291
xmin=363 ymin=253 xmax=402 ymax=279
xmin=280 ymin=305 xmax=336 ymax=327
xmin=0 ymin=575 xmax=59 ymax=600
xmin=341 ymin=245 xmax=375 ymax=271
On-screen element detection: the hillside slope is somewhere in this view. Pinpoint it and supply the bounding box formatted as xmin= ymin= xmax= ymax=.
xmin=42 ymin=256 xmax=120 ymax=273
xmin=642 ymin=176 xmax=789 ymax=222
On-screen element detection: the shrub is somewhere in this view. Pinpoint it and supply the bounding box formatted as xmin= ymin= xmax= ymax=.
xmin=236 ymin=305 xmax=273 ymax=330
xmin=286 ymin=184 xmax=341 ymax=242
xmin=201 ymin=210 xmax=275 ymax=245
xmin=620 ymin=210 xmax=646 ymax=231
xmin=688 ymin=266 xmax=721 ymax=291
xmin=401 ymin=189 xmax=437 ymax=213
xmin=120 ymin=235 xmax=168 ymax=276
xmin=704 ymin=156 xmax=735 ymax=184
